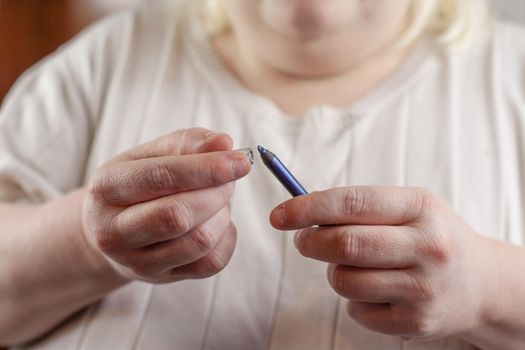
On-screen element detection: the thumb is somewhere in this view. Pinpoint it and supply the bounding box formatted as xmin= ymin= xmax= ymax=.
xmin=194 ymin=132 xmax=233 ymax=153
xmin=114 ymin=128 xmax=233 ymax=162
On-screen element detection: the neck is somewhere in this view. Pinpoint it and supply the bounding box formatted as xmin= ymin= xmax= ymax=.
xmin=213 ymin=30 xmax=412 ymax=116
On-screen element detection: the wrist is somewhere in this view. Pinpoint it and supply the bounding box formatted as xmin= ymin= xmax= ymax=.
xmin=459 ymin=236 xmax=504 ymax=346
xmin=46 ymin=188 xmax=129 ymax=286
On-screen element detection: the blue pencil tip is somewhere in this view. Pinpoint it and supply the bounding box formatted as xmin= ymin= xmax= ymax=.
xmin=257 ymin=145 xmax=266 ymax=154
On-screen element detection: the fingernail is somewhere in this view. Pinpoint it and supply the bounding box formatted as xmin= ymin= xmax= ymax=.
xmin=233 ymin=153 xmax=251 ymax=177
xmin=273 ymin=204 xmax=287 ymax=226
xmin=234 ymin=147 xmax=254 ymax=164
xmin=294 ymin=230 xmax=302 ymax=247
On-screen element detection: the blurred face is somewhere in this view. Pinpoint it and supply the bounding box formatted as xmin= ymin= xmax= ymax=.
xmin=223 ymin=0 xmax=412 ymax=77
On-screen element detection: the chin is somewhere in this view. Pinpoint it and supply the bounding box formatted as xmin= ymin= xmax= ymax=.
xmin=261 ymin=0 xmax=355 ymax=39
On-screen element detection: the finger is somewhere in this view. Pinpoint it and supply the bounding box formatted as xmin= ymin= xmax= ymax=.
xmin=327 ymin=265 xmax=428 ymax=304
xmin=119 ymin=206 xmax=232 ymax=275
xmin=295 ymin=225 xmax=418 ymax=268
xmin=90 ymin=150 xmax=251 ymax=206
xmin=270 ymin=186 xmax=431 ymax=229
xmin=111 ymin=184 xmax=233 ymax=249
xmin=115 ymin=128 xmax=233 ymax=162
xmin=169 ymin=222 xmax=237 ymax=280
xmin=347 ymin=301 xmax=424 ymax=337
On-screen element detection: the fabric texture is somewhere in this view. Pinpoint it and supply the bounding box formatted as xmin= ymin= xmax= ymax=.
xmin=1 ymin=1 xmax=525 ymax=349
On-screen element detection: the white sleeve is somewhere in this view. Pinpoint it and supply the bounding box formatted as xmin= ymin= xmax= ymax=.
xmin=0 ymin=12 xmax=132 ymax=203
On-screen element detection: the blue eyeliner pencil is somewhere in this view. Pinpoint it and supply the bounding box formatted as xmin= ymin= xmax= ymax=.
xmin=257 ymin=145 xmax=308 ymax=197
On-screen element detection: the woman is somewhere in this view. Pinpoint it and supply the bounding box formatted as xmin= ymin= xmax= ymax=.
xmin=0 ymin=0 xmax=524 ymax=349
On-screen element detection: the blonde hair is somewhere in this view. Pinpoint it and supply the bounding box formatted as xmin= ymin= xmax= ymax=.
xmin=402 ymin=0 xmax=491 ymax=49
xmin=201 ymin=0 xmax=492 ymax=50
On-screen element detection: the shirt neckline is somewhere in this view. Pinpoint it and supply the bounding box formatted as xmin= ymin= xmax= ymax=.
xmin=183 ymin=6 xmax=437 ymax=122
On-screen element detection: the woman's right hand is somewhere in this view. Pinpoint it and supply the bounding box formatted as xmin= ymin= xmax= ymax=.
xmin=81 ymin=128 xmax=252 ymax=284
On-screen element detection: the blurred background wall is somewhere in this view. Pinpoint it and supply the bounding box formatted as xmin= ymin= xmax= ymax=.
xmin=498 ymin=0 xmax=525 ymax=23
xmin=0 ymin=0 xmax=144 ymax=102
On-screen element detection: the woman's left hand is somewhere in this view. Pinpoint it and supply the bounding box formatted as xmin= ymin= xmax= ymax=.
xmin=270 ymin=186 xmax=495 ymax=340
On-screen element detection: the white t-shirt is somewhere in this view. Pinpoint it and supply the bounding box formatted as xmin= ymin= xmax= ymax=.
xmin=1 ymin=1 xmax=525 ymax=349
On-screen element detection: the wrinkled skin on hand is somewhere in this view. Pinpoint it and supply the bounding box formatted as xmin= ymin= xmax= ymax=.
xmin=82 ymin=128 xmax=252 ymax=283
xmin=271 ymin=186 xmax=492 ymax=340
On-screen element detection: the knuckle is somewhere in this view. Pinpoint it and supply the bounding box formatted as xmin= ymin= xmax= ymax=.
xmin=178 ymin=128 xmax=204 ymax=144
xmin=162 ymin=201 xmax=192 ymax=234
xmin=408 ymin=276 xmax=437 ymax=302
xmin=145 ymin=164 xmax=176 ymax=192
xmin=186 ymin=127 xmax=209 ymax=136
xmin=153 ymin=132 xmax=179 ymax=156
xmin=88 ymin=169 xmax=113 ymax=203
xmin=202 ymin=250 xmax=228 ymax=276
xmin=407 ymin=317 xmax=435 ymax=338
xmin=191 ymin=128 xmax=214 ymax=148
xmin=190 ymin=226 xmax=217 ymax=253
xmin=342 ymin=187 xmax=368 ymax=217
xmin=173 ymin=128 xmax=190 ymax=141
xmin=196 ymin=224 xmax=236 ymax=277
xmin=94 ymin=227 xmax=117 ymax=253
xmin=425 ymin=233 xmax=453 ymax=263
xmin=393 ymin=308 xmax=436 ymax=338
xmin=85 ymin=206 xmax=121 ymax=254
xmin=339 ymin=229 xmax=360 ymax=264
